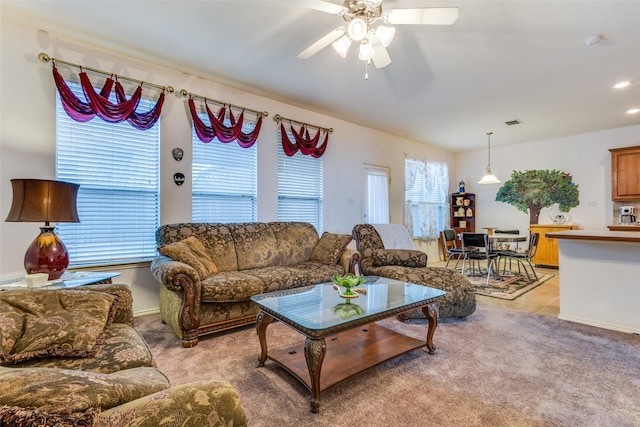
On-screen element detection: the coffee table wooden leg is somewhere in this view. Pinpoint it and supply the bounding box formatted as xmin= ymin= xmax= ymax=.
xmin=304 ymin=337 xmax=326 ymax=413
xmin=256 ymin=311 xmax=274 ymax=367
xmin=421 ymin=303 xmax=438 ymax=354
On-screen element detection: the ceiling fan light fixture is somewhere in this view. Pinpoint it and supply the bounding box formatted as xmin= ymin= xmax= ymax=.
xmin=358 ymin=40 xmax=375 ymax=61
xmin=374 ymin=25 xmax=395 ymax=47
xmin=332 ymin=35 xmax=352 ymax=58
xmin=348 ymin=18 xmax=368 ymax=41
xmin=364 ymin=0 xmax=383 ymax=8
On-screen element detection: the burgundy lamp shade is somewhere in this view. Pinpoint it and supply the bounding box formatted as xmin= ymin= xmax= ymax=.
xmin=5 ymin=179 xmax=80 ymax=280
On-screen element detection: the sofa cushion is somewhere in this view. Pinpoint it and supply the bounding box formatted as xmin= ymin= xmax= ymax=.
xmin=230 ymin=223 xmax=279 ymax=270
xmin=201 ymin=271 xmax=265 ymax=303
xmin=0 ymin=405 xmax=101 ymax=427
xmin=0 ymin=366 xmax=169 ymax=413
xmin=372 ymin=249 xmax=427 ymax=268
xmin=158 ymin=236 xmax=218 ymax=279
xmin=290 ymin=262 xmax=345 ymax=285
xmin=0 ymin=290 xmax=117 ymax=366
xmin=309 ymin=232 xmax=353 ymax=265
xmin=270 ymin=222 xmax=319 ymax=266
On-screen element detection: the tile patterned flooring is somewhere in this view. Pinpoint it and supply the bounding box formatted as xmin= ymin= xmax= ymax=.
xmin=430 ymin=260 xmax=560 ymax=317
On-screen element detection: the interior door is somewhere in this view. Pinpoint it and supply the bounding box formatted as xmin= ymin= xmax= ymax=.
xmin=363 ymin=164 xmax=390 ymax=224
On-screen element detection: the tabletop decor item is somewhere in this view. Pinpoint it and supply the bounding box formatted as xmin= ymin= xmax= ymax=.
xmin=5 ymin=179 xmax=80 ymax=280
xmin=331 ymin=273 xmax=366 ymax=298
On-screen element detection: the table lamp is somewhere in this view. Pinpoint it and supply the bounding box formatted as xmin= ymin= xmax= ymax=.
xmin=5 ymin=179 xmax=80 ymax=280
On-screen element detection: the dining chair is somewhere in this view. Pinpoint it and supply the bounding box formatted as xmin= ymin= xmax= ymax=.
xmin=460 ymin=232 xmax=499 ymax=284
xmin=495 ymin=232 xmax=540 ymax=281
xmin=441 ymin=229 xmax=473 ymax=271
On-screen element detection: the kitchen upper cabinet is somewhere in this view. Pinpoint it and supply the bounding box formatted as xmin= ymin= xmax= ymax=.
xmin=610 ymin=145 xmax=640 ymax=201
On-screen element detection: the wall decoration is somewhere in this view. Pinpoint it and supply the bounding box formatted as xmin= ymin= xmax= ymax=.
xmin=495 ymin=169 xmax=579 ymax=224
xmin=173 ymin=172 xmax=185 ymax=186
xmin=172 ymin=147 xmax=184 ymax=161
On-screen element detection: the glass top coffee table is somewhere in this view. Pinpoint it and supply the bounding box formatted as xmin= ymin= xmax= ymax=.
xmin=251 ymin=276 xmax=446 ymax=413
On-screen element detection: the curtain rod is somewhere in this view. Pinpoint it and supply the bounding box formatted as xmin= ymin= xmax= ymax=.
xmin=179 ymin=89 xmax=268 ymax=118
xmin=273 ymin=114 xmax=333 ymax=133
xmin=38 ymin=52 xmax=174 ymax=93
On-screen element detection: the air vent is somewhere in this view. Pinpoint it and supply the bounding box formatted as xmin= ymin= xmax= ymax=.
xmin=505 ymin=119 xmax=522 ymax=126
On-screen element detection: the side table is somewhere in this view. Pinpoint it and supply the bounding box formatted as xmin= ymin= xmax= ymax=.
xmin=0 ymin=271 xmax=121 ymax=291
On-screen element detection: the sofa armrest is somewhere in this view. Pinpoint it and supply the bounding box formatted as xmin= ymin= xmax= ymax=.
xmin=97 ymin=380 xmax=248 ymax=427
xmin=372 ymin=249 xmax=427 ymax=268
xmin=82 ymin=284 xmax=134 ymax=326
xmin=151 ymin=256 xmax=201 ymax=294
xmin=338 ymin=248 xmax=360 ymax=274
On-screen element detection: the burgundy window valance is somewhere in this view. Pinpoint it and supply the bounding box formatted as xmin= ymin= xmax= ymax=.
xmin=277 ymin=118 xmax=331 ymax=158
xmin=187 ymin=97 xmax=263 ymax=148
xmin=52 ymin=65 xmax=165 ymax=130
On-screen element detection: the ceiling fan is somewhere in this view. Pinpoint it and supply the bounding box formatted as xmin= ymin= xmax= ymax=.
xmin=285 ymin=0 xmax=459 ymax=69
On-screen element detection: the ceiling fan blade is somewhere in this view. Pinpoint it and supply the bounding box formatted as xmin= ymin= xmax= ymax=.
xmin=385 ymin=7 xmax=459 ymax=25
xmin=282 ymin=0 xmax=346 ymax=15
xmin=297 ymin=28 xmax=344 ymax=59
xmin=371 ymin=43 xmax=391 ymax=69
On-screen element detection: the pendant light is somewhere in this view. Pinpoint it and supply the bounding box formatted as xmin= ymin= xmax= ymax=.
xmin=478 ymin=131 xmax=501 ymax=184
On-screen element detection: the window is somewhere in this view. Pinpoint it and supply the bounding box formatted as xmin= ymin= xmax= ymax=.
xmin=192 ymin=119 xmax=257 ymax=223
xmin=56 ymin=85 xmax=160 ymax=265
xmin=404 ymin=158 xmax=449 ymax=239
xmin=363 ymin=164 xmax=389 ymax=224
xmin=277 ymin=141 xmax=323 ymax=232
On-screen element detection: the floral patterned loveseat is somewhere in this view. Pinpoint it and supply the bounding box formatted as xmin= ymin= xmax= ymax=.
xmin=0 ymin=285 xmax=247 ymax=426
xmin=152 ymin=222 xmax=358 ymax=348
xmin=352 ymin=224 xmax=476 ymax=319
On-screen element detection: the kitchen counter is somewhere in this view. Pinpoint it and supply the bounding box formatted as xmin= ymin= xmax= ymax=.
xmin=607 ymin=225 xmax=640 ymax=232
xmin=546 ymin=230 xmax=640 ymax=334
xmin=547 ymin=229 xmax=640 ymax=242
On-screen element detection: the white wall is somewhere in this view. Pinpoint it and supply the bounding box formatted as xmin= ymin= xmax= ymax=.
xmin=0 ymin=15 xmax=454 ymax=314
xmin=456 ymin=124 xmax=640 ymax=235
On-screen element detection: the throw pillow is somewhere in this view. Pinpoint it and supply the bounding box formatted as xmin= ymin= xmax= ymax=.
xmin=309 ymin=232 xmax=353 ymax=265
xmin=372 ymin=249 xmax=427 ymax=268
xmin=0 ymin=290 xmax=118 ymax=366
xmin=0 ymin=405 xmax=101 ymax=427
xmin=157 ymin=236 xmax=218 ymax=279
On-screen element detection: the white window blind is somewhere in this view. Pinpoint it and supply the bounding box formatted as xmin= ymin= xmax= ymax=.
xmin=277 ymin=135 xmax=323 ymax=232
xmin=404 ymin=158 xmax=449 ymax=239
xmin=55 ymin=84 xmax=160 ymax=265
xmin=192 ymin=118 xmax=257 ymax=223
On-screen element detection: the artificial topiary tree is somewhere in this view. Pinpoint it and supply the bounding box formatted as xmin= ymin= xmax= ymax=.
xmin=495 ymin=169 xmax=580 ymax=224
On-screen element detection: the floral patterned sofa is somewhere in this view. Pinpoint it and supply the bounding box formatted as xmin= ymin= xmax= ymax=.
xmin=352 ymin=224 xmax=476 ymax=319
xmin=151 ymin=222 xmax=358 ymax=348
xmin=0 ymin=284 xmax=247 ymax=426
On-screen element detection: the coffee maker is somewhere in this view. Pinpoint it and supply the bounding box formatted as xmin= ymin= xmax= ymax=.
xmin=619 ymin=206 xmax=636 ymax=224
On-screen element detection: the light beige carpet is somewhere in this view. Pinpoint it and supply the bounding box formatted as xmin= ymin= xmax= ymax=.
xmin=136 ymin=304 xmax=640 ymax=427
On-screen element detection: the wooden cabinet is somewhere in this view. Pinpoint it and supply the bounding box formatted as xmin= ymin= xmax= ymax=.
xmin=450 ymin=193 xmax=475 ymax=233
xmin=529 ymin=224 xmax=576 ymax=267
xmin=610 ymin=145 xmax=640 ymax=201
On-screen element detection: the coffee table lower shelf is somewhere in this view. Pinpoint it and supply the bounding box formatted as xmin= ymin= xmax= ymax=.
xmin=265 ymin=323 xmax=429 ymax=405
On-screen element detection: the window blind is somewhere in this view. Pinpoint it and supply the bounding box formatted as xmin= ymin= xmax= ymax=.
xmin=192 ymin=118 xmax=257 ymax=223
xmin=55 ymin=84 xmax=160 ymax=265
xmin=277 ymin=134 xmax=323 ymax=233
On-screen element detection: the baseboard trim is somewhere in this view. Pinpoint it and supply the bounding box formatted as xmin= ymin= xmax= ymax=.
xmin=134 ymin=308 xmax=160 ymax=317
xmin=558 ymin=314 xmax=639 ymax=335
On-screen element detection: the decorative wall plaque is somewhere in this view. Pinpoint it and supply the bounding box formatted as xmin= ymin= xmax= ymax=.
xmin=172 ymin=147 xmax=184 ymax=161
xmin=173 ymin=172 xmax=185 ymax=186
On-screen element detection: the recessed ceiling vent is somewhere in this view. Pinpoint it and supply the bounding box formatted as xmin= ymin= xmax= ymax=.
xmin=505 ymin=119 xmax=522 ymax=126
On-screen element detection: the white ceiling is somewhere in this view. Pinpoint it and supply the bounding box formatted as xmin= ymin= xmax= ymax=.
xmin=4 ymin=0 xmax=640 ymax=152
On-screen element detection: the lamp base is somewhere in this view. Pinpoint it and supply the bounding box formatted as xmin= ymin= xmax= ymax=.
xmin=24 ymin=227 xmax=69 ymax=280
